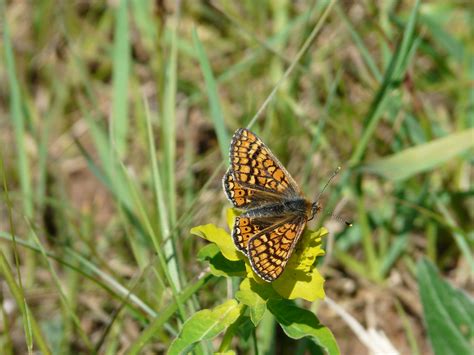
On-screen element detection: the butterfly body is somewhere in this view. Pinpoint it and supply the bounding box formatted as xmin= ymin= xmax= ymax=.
xmin=243 ymin=199 xmax=311 ymax=219
xmin=223 ymin=128 xmax=321 ymax=282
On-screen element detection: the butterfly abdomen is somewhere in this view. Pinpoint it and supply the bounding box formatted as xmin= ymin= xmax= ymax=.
xmin=245 ymin=198 xmax=309 ymax=218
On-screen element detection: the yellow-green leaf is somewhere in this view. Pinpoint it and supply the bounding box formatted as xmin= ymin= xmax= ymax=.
xmin=273 ymin=266 xmax=326 ymax=301
xmin=271 ymin=227 xmax=327 ymax=301
xmin=226 ymin=208 xmax=239 ymax=230
xmin=244 ymin=227 xmax=327 ymax=300
xmin=191 ymin=224 xmax=240 ymax=261
xmin=288 ymin=227 xmax=327 ymax=271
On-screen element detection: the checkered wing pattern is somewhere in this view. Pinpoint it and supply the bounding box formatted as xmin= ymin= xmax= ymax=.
xmin=228 ymin=128 xmax=301 ymax=198
xmin=223 ymin=169 xmax=281 ymax=209
xmin=248 ymin=216 xmax=307 ymax=282
xmin=231 ymin=214 xmax=280 ymax=255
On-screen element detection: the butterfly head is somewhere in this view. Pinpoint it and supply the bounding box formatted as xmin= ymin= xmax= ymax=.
xmin=309 ymin=201 xmax=322 ymax=221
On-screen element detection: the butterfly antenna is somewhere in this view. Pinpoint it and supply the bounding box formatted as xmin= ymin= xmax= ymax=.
xmin=314 ymin=166 xmax=341 ymax=203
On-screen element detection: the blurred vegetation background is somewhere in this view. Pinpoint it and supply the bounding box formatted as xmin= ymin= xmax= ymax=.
xmin=0 ymin=0 xmax=472 ymax=354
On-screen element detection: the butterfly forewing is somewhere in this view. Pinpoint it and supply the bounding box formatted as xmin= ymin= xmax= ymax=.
xmin=223 ymin=169 xmax=254 ymax=208
xmin=223 ymin=168 xmax=282 ymax=209
xmin=229 ymin=128 xmax=301 ymax=197
xmin=248 ymin=216 xmax=307 ymax=282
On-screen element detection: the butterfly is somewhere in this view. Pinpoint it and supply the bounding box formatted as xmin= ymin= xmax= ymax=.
xmin=223 ymin=128 xmax=321 ymax=282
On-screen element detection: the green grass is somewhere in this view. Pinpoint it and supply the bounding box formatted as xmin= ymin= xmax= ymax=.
xmin=0 ymin=1 xmax=472 ymax=353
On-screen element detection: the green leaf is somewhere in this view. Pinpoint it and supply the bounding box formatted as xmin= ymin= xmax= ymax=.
xmin=211 ymin=254 xmax=246 ymax=278
xmin=364 ymin=128 xmax=474 ymax=181
xmin=191 ymin=224 xmax=241 ymax=261
xmin=168 ymin=299 xmax=244 ymax=355
xmin=126 ymin=273 xmax=212 ymax=354
xmin=272 ymin=266 xmax=325 ymax=302
xmin=198 ymin=244 xmax=246 ymax=278
xmin=286 ymin=227 xmax=327 ymax=272
xmin=235 ymin=315 xmax=256 ymax=342
xmin=197 ymin=243 xmax=220 ymax=261
xmin=235 ymin=279 xmax=268 ymax=326
xmin=268 ymin=299 xmax=340 ymax=355
xmin=417 ymin=259 xmax=473 ymax=355
xmin=271 ymin=228 xmax=328 ymax=301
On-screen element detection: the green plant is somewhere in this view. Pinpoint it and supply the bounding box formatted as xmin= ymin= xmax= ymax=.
xmin=417 ymin=259 xmax=474 ymax=355
xmin=168 ymin=209 xmax=338 ymax=354
xmin=0 ymin=0 xmax=472 ymax=353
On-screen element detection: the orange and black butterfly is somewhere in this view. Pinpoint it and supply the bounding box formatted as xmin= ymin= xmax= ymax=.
xmin=223 ymin=128 xmax=322 ymax=282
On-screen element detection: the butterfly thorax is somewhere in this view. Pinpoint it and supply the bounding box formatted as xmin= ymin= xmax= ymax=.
xmin=245 ymin=198 xmax=313 ymax=220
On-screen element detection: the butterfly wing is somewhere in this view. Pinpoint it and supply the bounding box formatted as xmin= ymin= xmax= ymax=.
xmin=247 ymin=215 xmax=307 ymax=282
xmin=223 ymin=168 xmax=283 ymax=209
xmin=229 ymin=128 xmax=301 ymax=198
xmin=231 ymin=213 xmax=285 ymax=255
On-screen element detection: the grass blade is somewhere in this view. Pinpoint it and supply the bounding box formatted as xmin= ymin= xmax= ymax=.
xmin=110 ymin=0 xmax=131 ymax=158
xmin=349 ymin=0 xmax=421 ymax=165
xmin=26 ymin=224 xmax=94 ymax=350
xmin=192 ymin=28 xmax=230 ymax=159
xmin=0 ymin=232 xmax=157 ymax=318
xmin=126 ymin=273 xmax=213 ymax=354
xmin=2 ymin=4 xmax=33 ymax=219
xmin=432 ymin=194 xmax=474 ymax=271
xmin=160 ymin=3 xmax=181 ymax=291
xmin=0 ymin=252 xmax=51 ymax=354
xmin=364 ymin=128 xmax=474 ymax=181
xmin=336 ymin=5 xmax=382 ymax=82
xmin=246 ymin=0 xmax=337 ymax=129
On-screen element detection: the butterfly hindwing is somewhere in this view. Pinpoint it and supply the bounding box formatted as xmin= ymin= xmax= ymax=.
xmin=247 ymin=216 xmax=307 ymax=282
xmin=232 ymin=215 xmax=263 ymax=255
xmin=231 ymin=212 xmax=284 ymax=255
